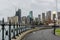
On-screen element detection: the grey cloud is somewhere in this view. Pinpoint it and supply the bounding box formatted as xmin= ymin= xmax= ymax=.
xmin=0 ymin=0 xmax=60 ymax=20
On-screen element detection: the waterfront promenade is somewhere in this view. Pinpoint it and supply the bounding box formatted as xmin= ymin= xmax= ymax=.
xmin=22 ymin=29 xmax=60 ymax=40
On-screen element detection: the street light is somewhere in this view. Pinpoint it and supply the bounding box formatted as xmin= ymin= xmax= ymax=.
xmin=52 ymin=11 xmax=56 ymax=35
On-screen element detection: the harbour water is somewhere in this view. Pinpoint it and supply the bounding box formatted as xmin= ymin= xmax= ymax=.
xmin=0 ymin=25 xmax=31 ymax=40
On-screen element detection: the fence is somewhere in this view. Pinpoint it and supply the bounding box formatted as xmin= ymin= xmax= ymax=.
xmin=0 ymin=18 xmax=32 ymax=40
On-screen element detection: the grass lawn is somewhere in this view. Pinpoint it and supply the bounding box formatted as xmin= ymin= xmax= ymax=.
xmin=55 ymin=28 xmax=60 ymax=36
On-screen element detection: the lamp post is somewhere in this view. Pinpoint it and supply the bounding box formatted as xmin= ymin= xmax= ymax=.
xmin=52 ymin=0 xmax=58 ymax=35
xmin=53 ymin=11 xmax=56 ymax=35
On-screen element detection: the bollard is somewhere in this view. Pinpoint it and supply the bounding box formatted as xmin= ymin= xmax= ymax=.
xmin=2 ymin=18 xmax=5 ymax=40
xmin=16 ymin=23 xmax=19 ymax=36
xmin=9 ymin=20 xmax=11 ymax=40
xmin=12 ymin=24 xmax=16 ymax=39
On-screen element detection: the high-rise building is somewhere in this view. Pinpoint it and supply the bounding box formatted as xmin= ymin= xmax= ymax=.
xmin=15 ymin=9 xmax=21 ymax=24
xmin=53 ymin=14 xmax=56 ymax=20
xmin=35 ymin=18 xmax=39 ymax=22
xmin=34 ymin=17 xmax=39 ymax=25
xmin=42 ymin=13 xmax=45 ymax=24
xmin=27 ymin=15 xmax=30 ymax=24
xmin=29 ymin=11 xmax=33 ymax=19
xmin=38 ymin=14 xmax=41 ymax=24
xmin=46 ymin=11 xmax=51 ymax=21
xmin=21 ymin=16 xmax=27 ymax=25
xmin=46 ymin=11 xmax=52 ymax=24
xmin=57 ymin=12 xmax=60 ymax=25
xmin=29 ymin=11 xmax=33 ymax=24
xmin=58 ymin=12 xmax=60 ymax=19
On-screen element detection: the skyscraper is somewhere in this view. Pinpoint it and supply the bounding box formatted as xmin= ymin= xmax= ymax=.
xmin=46 ymin=11 xmax=52 ymax=24
xmin=42 ymin=13 xmax=45 ymax=24
xmin=21 ymin=16 xmax=27 ymax=25
xmin=29 ymin=11 xmax=33 ymax=24
xmin=27 ymin=15 xmax=30 ymax=24
xmin=15 ymin=9 xmax=21 ymax=24
xmin=46 ymin=11 xmax=51 ymax=21
xmin=57 ymin=12 xmax=60 ymax=25
xmin=58 ymin=12 xmax=60 ymax=19
xmin=38 ymin=14 xmax=41 ymax=24
xmin=29 ymin=11 xmax=33 ymax=18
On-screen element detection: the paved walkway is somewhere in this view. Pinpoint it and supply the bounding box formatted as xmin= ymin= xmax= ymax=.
xmin=22 ymin=29 xmax=60 ymax=40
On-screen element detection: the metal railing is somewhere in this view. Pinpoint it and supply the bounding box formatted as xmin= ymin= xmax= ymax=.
xmin=0 ymin=18 xmax=33 ymax=40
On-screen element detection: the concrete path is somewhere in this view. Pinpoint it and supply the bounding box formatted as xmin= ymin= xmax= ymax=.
xmin=22 ymin=29 xmax=60 ymax=40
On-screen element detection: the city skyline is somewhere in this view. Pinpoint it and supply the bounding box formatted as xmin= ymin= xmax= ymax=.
xmin=0 ymin=0 xmax=60 ymax=40
xmin=0 ymin=0 xmax=60 ymax=20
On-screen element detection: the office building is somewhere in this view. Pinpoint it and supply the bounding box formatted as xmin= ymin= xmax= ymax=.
xmin=15 ymin=9 xmax=21 ymax=24
xmin=57 ymin=12 xmax=60 ymax=25
xmin=46 ymin=11 xmax=52 ymax=24
xmin=42 ymin=13 xmax=45 ymax=24
xmin=8 ymin=16 xmax=18 ymax=24
xmin=21 ymin=16 xmax=27 ymax=25
xmin=29 ymin=11 xmax=33 ymax=24
xmin=38 ymin=14 xmax=41 ymax=24
xmin=26 ymin=15 xmax=30 ymax=24
xmin=46 ymin=11 xmax=51 ymax=20
xmin=29 ymin=11 xmax=33 ymax=19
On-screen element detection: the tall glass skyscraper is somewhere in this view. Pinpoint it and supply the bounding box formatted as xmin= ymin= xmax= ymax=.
xmin=38 ymin=14 xmax=41 ymax=24
xmin=29 ymin=11 xmax=33 ymax=24
xmin=29 ymin=11 xmax=33 ymax=19
xmin=42 ymin=13 xmax=45 ymax=23
xmin=15 ymin=9 xmax=21 ymax=24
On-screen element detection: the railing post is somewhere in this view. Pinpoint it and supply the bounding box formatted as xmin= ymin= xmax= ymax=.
xmin=19 ymin=25 xmax=20 ymax=34
xmin=9 ymin=20 xmax=11 ymax=40
xmin=16 ymin=23 xmax=19 ymax=36
xmin=12 ymin=23 xmax=16 ymax=39
xmin=21 ymin=27 xmax=22 ymax=33
xmin=25 ymin=25 xmax=26 ymax=31
xmin=2 ymin=18 xmax=5 ymax=40
xmin=24 ymin=26 xmax=25 ymax=32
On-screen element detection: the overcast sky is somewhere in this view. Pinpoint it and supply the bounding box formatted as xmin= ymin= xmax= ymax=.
xmin=0 ymin=0 xmax=60 ymax=21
